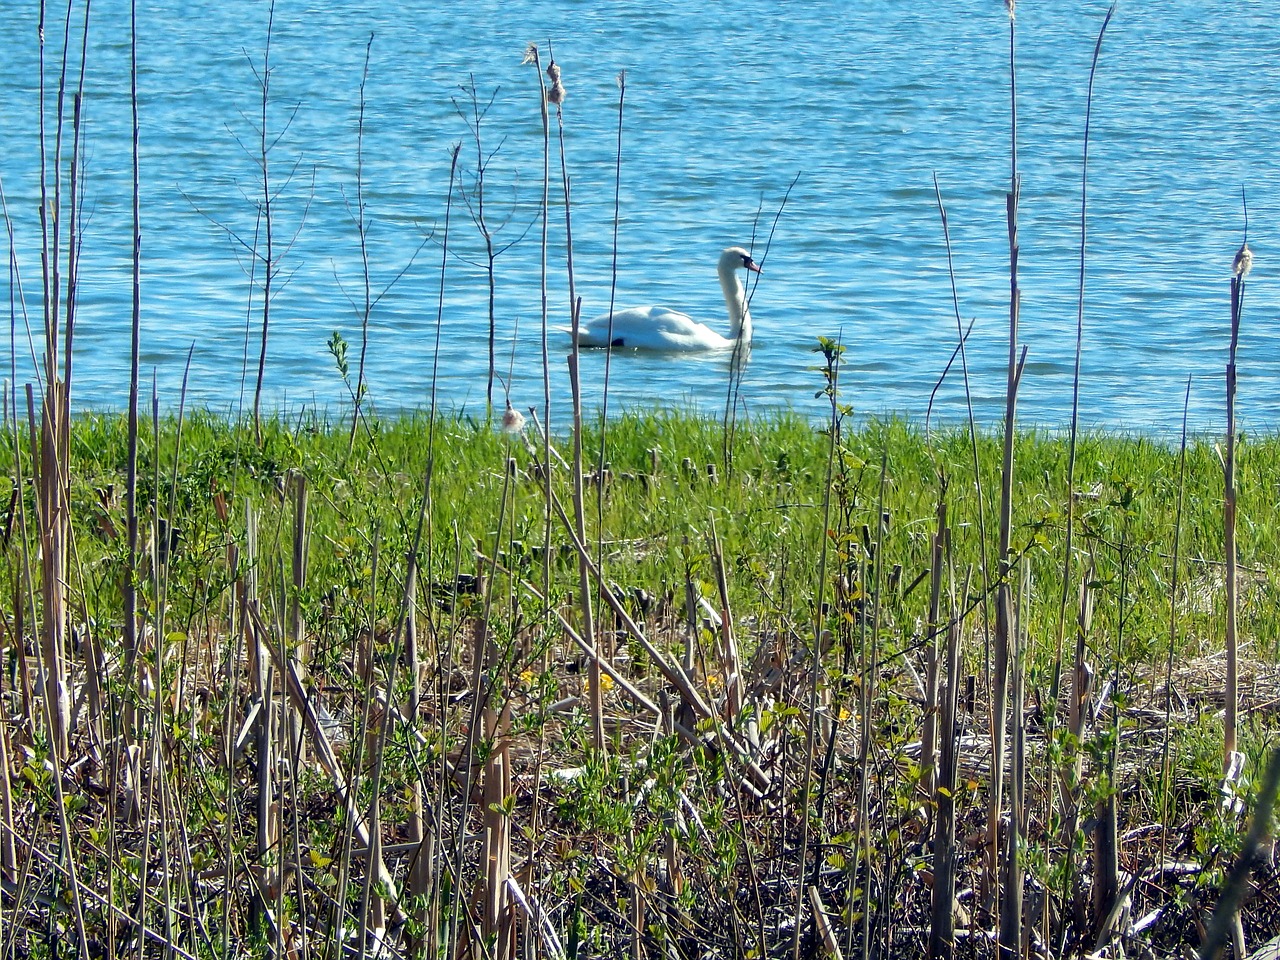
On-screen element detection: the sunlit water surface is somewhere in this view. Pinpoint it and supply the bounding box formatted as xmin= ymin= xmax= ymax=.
xmin=1 ymin=1 xmax=1278 ymax=436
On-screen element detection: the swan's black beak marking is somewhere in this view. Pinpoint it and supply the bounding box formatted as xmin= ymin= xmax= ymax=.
xmin=743 ymin=255 xmax=762 ymax=274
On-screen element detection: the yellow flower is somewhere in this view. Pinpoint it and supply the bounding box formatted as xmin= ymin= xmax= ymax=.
xmin=519 ymin=669 xmax=535 ymax=688
xmin=598 ymin=673 xmax=615 ymax=694
xmin=838 ymin=707 xmax=851 ymax=723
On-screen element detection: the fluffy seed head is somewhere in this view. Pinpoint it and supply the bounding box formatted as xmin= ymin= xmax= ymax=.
xmin=1234 ymin=242 xmax=1254 ymax=279
xmin=501 ymin=404 xmax=526 ymax=435
xmin=546 ymin=60 xmax=566 ymax=105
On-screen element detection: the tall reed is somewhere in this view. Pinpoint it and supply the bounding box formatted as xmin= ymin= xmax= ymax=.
xmin=1050 ymin=9 xmax=1114 ymax=949
xmin=347 ymin=34 xmax=374 ymax=448
xmin=1223 ymin=191 xmax=1251 ymax=772
xmin=990 ymin=7 xmax=1024 ymax=953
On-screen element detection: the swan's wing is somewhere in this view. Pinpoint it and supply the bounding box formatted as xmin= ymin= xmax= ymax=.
xmin=577 ymin=306 xmax=723 ymax=350
xmin=583 ymin=306 xmax=688 ymax=332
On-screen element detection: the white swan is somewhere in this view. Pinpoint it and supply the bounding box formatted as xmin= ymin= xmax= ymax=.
xmin=574 ymin=246 xmax=761 ymax=351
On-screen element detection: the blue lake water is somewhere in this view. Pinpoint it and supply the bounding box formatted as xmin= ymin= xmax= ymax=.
xmin=1 ymin=0 xmax=1278 ymax=435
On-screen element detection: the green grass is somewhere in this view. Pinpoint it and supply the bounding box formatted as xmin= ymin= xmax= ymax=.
xmin=59 ymin=410 xmax=1280 ymax=645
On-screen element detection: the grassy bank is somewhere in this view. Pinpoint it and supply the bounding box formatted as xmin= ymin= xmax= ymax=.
xmin=3 ymin=408 xmax=1279 ymax=958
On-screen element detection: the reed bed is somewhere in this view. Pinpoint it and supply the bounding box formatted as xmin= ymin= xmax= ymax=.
xmin=4 ymin=6 xmax=1280 ymax=959
xmin=1 ymin=412 xmax=1279 ymax=959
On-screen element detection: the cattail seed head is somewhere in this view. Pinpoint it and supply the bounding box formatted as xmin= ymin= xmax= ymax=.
xmin=1005 ymin=0 xmax=1016 ymax=19
xmin=1233 ymin=242 xmax=1254 ymax=279
xmin=521 ymin=43 xmax=538 ymax=66
xmin=501 ymin=404 xmax=526 ymax=435
xmin=546 ymin=60 xmax=566 ymax=105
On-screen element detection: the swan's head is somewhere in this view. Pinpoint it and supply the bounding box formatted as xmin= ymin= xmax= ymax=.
xmin=720 ymin=246 xmax=762 ymax=276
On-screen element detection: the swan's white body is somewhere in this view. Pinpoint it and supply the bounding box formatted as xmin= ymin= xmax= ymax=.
xmin=575 ymin=246 xmax=761 ymax=351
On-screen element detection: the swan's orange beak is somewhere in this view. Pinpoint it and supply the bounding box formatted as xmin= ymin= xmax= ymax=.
xmin=747 ymin=259 xmax=762 ymax=274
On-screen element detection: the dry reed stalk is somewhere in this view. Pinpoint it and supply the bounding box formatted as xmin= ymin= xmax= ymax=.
xmin=347 ymin=35 xmax=374 ymax=447
xmin=507 ymin=438 xmax=711 ymax=714
xmin=629 ymin=871 xmax=645 ymax=960
xmin=792 ymin=337 xmax=843 ymax=960
xmin=1068 ymin=562 xmax=1095 ymax=777
xmin=922 ymin=493 xmax=947 ymax=800
xmin=1092 ymin=737 xmax=1120 ymax=944
xmin=474 ymin=614 xmax=502 ymax=904
xmin=928 ymin=561 xmax=964 ymax=960
xmin=1052 ymin=2 xmax=1115 ymax=722
xmin=416 ymin=146 xmax=462 ymax=959
xmin=0 ymin=690 xmax=13 ymax=877
xmin=278 ymin=472 xmax=311 ymax=952
xmin=1 ymin=377 xmax=33 ymax=883
xmin=222 ymin=538 xmax=243 ymax=958
xmin=481 ymin=745 xmax=513 ymax=957
xmin=496 ymin=546 xmax=776 ymax=800
xmin=125 ymin=0 xmax=142 ymax=688
xmin=251 ymin=606 xmax=411 ymax=959
xmin=405 ymin=562 xmax=421 ymax=717
xmin=863 ymin=454 xmax=889 ymax=952
xmin=549 ymin=52 xmax=605 ymax=753
xmin=424 ymin=600 xmax=451 ymax=960
xmin=931 ymin=177 xmax=993 ymax=694
xmin=1158 ymin=377 xmax=1192 ymax=874
xmin=594 ymin=70 xmax=626 ymax=557
xmin=1223 ymin=201 xmax=1249 ymax=772
xmin=507 ymin=875 xmax=566 ymax=960
xmin=709 ymin=521 xmax=744 ymax=720
xmin=144 ymin=384 xmax=181 ymax=953
xmin=454 ymin=617 xmax=495 ymax=948
xmin=567 ymin=305 xmax=606 ymax=746
xmin=681 ymin=547 xmax=699 ymax=675
xmin=251 ymin=0 xmax=278 ymax=443
xmin=244 ymin=503 xmax=280 ymax=936
xmin=703 ymin=520 xmax=769 ymax=949
xmin=1063 ymin=559 xmax=1096 ymax=934
xmin=990 ymin=5 xmax=1024 ymax=936
xmin=1092 ymin=519 xmax=1130 ymax=945
xmin=289 ymin=470 xmax=309 ymax=766
xmin=525 ymin=44 xmax=555 ymax=617
xmin=544 ymin=489 xmax=756 ymax=742
xmin=356 ymin=592 xmax=388 ymax=957
xmin=999 ymin=564 xmax=1028 ymax=960
xmin=76 ymin=604 xmax=106 ymax=756
xmin=1042 ymin=16 xmax=1115 ymax=947
xmin=35 ymin=392 xmax=70 ymax=765
xmin=25 ymin=11 xmax=90 ymax=942
xmin=1199 ymin=747 xmax=1280 ymax=960
xmin=407 ymin=777 xmax=431 ymax=958
xmin=808 ymin=886 xmax=845 ymax=960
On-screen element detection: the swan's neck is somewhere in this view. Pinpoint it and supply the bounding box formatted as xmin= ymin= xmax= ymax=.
xmin=719 ymin=264 xmax=752 ymax=342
